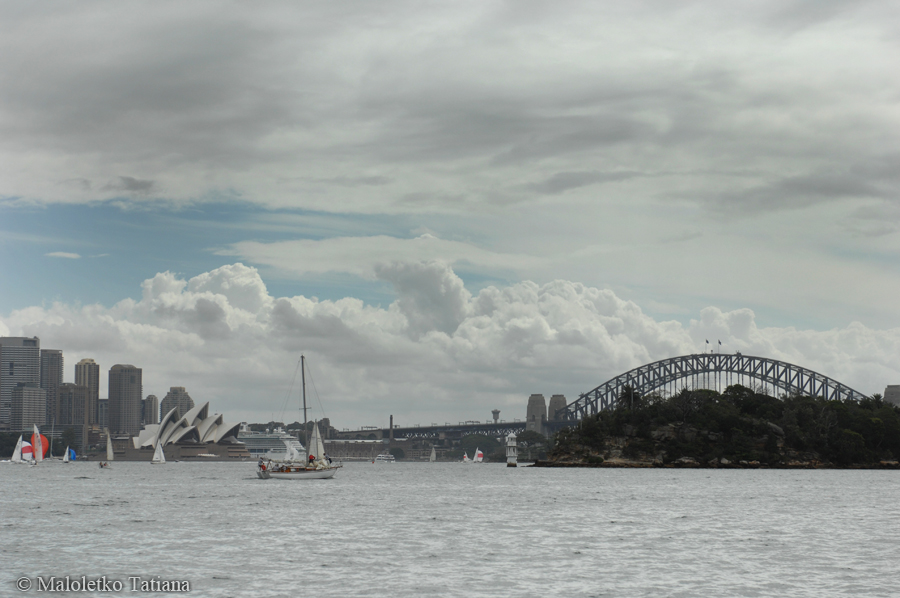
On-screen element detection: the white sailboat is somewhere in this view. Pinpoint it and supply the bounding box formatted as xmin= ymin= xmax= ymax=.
xmin=107 ymin=430 xmax=114 ymax=461
xmin=462 ymin=452 xmax=470 ymax=463
xmin=9 ymin=435 xmax=25 ymax=464
xmin=473 ymin=448 xmax=484 ymax=463
xmin=33 ymin=425 xmax=44 ymax=464
xmin=151 ymin=442 xmax=165 ymax=464
xmin=429 ymin=446 xmax=436 ymax=462
xmin=257 ymin=355 xmax=340 ymax=480
xmin=63 ymin=446 xmax=70 ymax=463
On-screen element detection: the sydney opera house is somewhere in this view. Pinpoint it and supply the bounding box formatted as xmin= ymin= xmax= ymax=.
xmin=122 ymin=402 xmax=249 ymax=460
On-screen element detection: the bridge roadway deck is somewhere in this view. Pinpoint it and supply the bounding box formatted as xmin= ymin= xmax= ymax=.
xmin=335 ymin=421 xmax=528 ymax=440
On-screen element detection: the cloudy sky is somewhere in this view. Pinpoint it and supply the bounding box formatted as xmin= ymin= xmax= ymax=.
xmin=1 ymin=1 xmax=898 ymax=428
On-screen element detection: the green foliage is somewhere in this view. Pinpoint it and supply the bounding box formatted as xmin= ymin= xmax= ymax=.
xmin=389 ymin=447 xmax=405 ymax=460
xmin=553 ymin=384 xmax=900 ymax=465
xmin=458 ymin=434 xmax=500 ymax=456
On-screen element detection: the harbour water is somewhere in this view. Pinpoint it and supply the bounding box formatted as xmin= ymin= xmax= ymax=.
xmin=2 ymin=462 xmax=898 ymax=597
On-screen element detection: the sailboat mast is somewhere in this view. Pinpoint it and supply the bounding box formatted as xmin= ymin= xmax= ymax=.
xmin=301 ymin=355 xmax=308 ymax=452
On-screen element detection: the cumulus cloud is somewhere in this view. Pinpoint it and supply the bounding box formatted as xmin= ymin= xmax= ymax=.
xmin=1 ymin=263 xmax=896 ymax=428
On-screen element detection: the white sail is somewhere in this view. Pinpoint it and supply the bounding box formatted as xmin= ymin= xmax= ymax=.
xmin=308 ymin=422 xmax=326 ymax=463
xmin=462 ymin=452 xmax=469 ymax=463
xmin=33 ymin=425 xmax=43 ymax=463
xmin=63 ymin=446 xmax=70 ymax=463
xmin=151 ymin=442 xmax=165 ymax=464
xmin=473 ymin=447 xmax=484 ymax=463
xmin=10 ymin=435 xmax=23 ymax=463
xmin=429 ymin=447 xmax=436 ymax=462
xmin=106 ymin=429 xmax=114 ymax=461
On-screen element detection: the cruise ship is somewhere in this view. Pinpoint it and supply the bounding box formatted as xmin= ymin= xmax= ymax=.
xmin=237 ymin=423 xmax=306 ymax=460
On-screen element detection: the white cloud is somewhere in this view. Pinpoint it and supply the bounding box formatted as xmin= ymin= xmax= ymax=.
xmin=45 ymin=252 xmax=81 ymax=259
xmin=219 ymin=233 xmax=546 ymax=279
xmin=2 ymin=263 xmax=896 ymax=428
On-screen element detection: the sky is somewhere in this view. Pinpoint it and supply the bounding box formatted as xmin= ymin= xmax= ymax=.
xmin=1 ymin=1 xmax=899 ymax=429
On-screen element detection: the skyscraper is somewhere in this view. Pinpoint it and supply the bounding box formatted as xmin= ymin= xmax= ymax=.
xmin=40 ymin=349 xmax=63 ymax=426
xmin=75 ymin=358 xmax=100 ymax=425
xmin=142 ymin=394 xmax=159 ymax=425
xmin=160 ymin=387 xmax=194 ymax=418
xmin=108 ymin=364 xmax=142 ymax=436
xmin=10 ymin=382 xmax=46 ymax=432
xmin=0 ymin=337 xmax=41 ymax=427
xmin=58 ymin=383 xmax=90 ymax=451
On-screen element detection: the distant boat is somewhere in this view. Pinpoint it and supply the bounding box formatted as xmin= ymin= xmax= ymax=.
xmin=374 ymin=451 xmax=395 ymax=463
xmin=33 ymin=425 xmax=44 ymax=464
xmin=473 ymin=448 xmax=484 ymax=463
xmin=151 ymin=442 xmax=165 ymax=464
xmin=462 ymin=452 xmax=470 ymax=463
xmin=106 ymin=429 xmax=114 ymax=462
xmin=9 ymin=435 xmax=26 ymax=464
xmin=63 ymin=446 xmax=70 ymax=463
xmin=429 ymin=447 xmax=436 ymax=462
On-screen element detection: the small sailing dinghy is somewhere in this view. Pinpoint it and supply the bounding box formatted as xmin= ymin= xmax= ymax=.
xmin=257 ymin=355 xmax=340 ymax=480
xmin=33 ymin=425 xmax=44 ymax=465
xmin=10 ymin=435 xmax=24 ymax=463
xmin=63 ymin=446 xmax=70 ymax=463
xmin=151 ymin=442 xmax=165 ymax=464
xmin=473 ymin=448 xmax=484 ymax=463
xmin=429 ymin=447 xmax=436 ymax=462
xmin=462 ymin=452 xmax=470 ymax=463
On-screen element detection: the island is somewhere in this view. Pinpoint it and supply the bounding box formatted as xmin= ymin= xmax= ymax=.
xmin=535 ymin=385 xmax=900 ymax=468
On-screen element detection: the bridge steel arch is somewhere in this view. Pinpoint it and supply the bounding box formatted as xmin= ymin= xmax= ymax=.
xmin=562 ymin=353 xmax=869 ymax=421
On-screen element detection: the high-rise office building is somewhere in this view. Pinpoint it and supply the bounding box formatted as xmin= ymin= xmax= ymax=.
xmin=97 ymin=399 xmax=109 ymax=429
xmin=142 ymin=394 xmax=159 ymax=425
xmin=10 ymin=382 xmax=46 ymax=431
xmin=40 ymin=349 xmax=63 ymax=426
xmin=0 ymin=337 xmax=41 ymax=426
xmin=108 ymin=364 xmax=142 ymax=436
xmin=75 ymin=358 xmax=100 ymax=425
xmin=160 ymin=387 xmax=194 ymax=418
xmin=58 ymin=383 xmax=89 ymax=426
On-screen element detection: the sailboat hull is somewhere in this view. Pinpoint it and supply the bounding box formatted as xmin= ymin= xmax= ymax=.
xmin=259 ymin=467 xmax=337 ymax=480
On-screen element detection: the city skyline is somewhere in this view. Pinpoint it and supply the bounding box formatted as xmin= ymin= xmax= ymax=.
xmin=1 ymin=2 xmax=899 ymax=427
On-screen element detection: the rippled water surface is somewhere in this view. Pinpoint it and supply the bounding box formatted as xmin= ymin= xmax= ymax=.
xmin=2 ymin=461 xmax=899 ymax=597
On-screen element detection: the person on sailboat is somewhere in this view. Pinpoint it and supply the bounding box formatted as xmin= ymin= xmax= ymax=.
xmin=325 ymin=453 xmax=332 ymax=464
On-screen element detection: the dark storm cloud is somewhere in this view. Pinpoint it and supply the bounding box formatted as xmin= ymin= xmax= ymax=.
xmin=106 ymin=176 xmax=156 ymax=194
xmin=0 ymin=0 xmax=897 ymax=219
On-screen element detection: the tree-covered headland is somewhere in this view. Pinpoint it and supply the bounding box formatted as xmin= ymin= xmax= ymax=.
xmin=547 ymin=385 xmax=900 ymax=467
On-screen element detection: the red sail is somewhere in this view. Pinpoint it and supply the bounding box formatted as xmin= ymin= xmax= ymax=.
xmin=31 ymin=433 xmax=49 ymax=457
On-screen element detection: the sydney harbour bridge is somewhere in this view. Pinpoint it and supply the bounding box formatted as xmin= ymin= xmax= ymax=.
xmin=338 ymin=353 xmax=870 ymax=441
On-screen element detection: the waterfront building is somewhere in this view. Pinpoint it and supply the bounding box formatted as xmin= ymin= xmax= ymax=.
xmin=526 ymin=393 xmax=547 ymax=436
xmin=40 ymin=349 xmax=63 ymax=426
xmin=885 ymin=385 xmax=900 ymax=406
xmin=75 ymin=358 xmax=100 ymax=425
xmin=58 ymin=383 xmax=89 ymax=426
xmin=97 ymin=399 xmax=108 ymax=428
xmin=134 ymin=401 xmax=241 ymax=448
xmin=160 ymin=387 xmax=194 ymax=418
xmin=143 ymin=395 xmax=159 ymax=425
xmin=0 ymin=337 xmax=41 ymax=426
xmin=109 ymin=364 xmax=142 ymax=436
xmin=10 ymin=382 xmax=46 ymax=432
xmin=57 ymin=383 xmax=90 ymax=450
